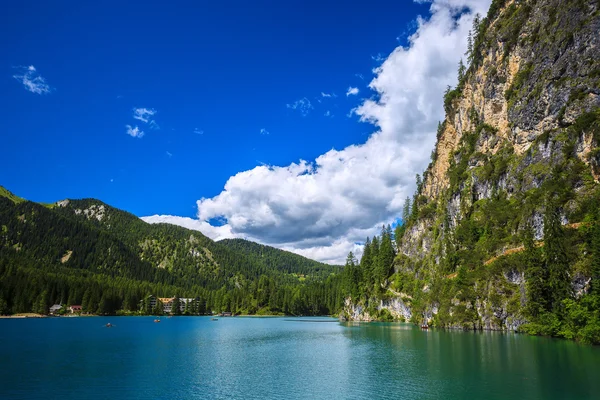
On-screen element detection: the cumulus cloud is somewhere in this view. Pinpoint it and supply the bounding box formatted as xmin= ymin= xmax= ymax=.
xmin=13 ymin=65 xmax=52 ymax=94
xmin=286 ymin=97 xmax=314 ymax=116
xmin=133 ymin=107 xmax=156 ymax=123
xmin=321 ymin=92 xmax=332 ymax=98
xmin=143 ymin=0 xmax=491 ymax=264
xmin=141 ymin=215 xmax=236 ymax=241
xmin=125 ymin=125 xmax=144 ymax=138
xmin=260 ymin=128 xmax=270 ymax=135
xmin=346 ymin=87 xmax=359 ymax=96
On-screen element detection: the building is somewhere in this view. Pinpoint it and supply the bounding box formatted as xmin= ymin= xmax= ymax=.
xmin=49 ymin=304 xmax=62 ymax=314
xmin=140 ymin=295 xmax=199 ymax=314
xmin=69 ymin=305 xmax=82 ymax=314
xmin=179 ymin=298 xmax=197 ymax=313
xmin=158 ymin=297 xmax=176 ymax=313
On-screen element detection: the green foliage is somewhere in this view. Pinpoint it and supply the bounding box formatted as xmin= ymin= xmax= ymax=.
xmin=544 ymin=201 xmax=572 ymax=312
xmin=0 ymin=187 xmax=25 ymax=204
xmin=523 ymin=228 xmax=547 ymax=318
xmin=496 ymin=2 xmax=532 ymax=57
xmin=505 ymin=62 xmax=533 ymax=105
xmin=444 ymin=86 xmax=462 ymax=114
xmin=0 ymin=188 xmax=344 ymax=317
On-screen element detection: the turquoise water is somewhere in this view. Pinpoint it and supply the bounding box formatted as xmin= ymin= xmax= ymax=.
xmin=1 ymin=317 xmax=599 ymax=399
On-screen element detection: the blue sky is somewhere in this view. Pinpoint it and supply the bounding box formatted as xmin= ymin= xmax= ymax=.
xmin=0 ymin=0 xmax=490 ymax=263
xmin=1 ymin=0 xmax=427 ymax=215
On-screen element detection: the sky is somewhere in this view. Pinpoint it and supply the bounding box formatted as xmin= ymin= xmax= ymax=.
xmin=0 ymin=0 xmax=491 ymax=264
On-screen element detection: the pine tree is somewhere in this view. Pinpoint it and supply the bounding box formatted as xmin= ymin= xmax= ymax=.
xmin=402 ymin=196 xmax=411 ymax=224
xmin=154 ymin=299 xmax=164 ymax=315
xmin=524 ymin=227 xmax=547 ymax=318
xmin=172 ymin=297 xmax=181 ymax=315
xmin=378 ymin=225 xmax=396 ymax=283
xmin=544 ymin=203 xmax=571 ymax=312
xmin=458 ymin=59 xmax=466 ymax=83
xmin=465 ymin=30 xmax=474 ymax=64
xmin=590 ymin=210 xmax=600 ymax=296
xmin=360 ymin=237 xmax=373 ymax=290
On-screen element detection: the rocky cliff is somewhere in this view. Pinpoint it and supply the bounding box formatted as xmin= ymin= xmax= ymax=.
xmin=344 ymin=0 xmax=600 ymax=333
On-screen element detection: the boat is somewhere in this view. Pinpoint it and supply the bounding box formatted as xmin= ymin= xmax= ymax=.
xmin=211 ymin=318 xmax=219 ymax=321
xmin=105 ymin=323 xmax=113 ymax=328
xmin=154 ymin=319 xmax=161 ymax=323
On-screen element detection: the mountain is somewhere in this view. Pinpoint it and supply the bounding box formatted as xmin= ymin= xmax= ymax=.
xmin=0 ymin=187 xmax=342 ymax=316
xmin=342 ymin=0 xmax=600 ymax=343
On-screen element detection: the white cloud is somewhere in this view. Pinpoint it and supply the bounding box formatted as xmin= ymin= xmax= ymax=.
xmin=355 ymin=73 xmax=365 ymax=80
xmin=125 ymin=125 xmax=144 ymax=138
xmin=142 ymin=0 xmax=491 ymax=264
xmin=133 ymin=107 xmax=156 ymax=123
xmin=148 ymin=120 xmax=160 ymax=130
xmin=321 ymin=92 xmax=332 ymax=98
xmin=194 ymin=128 xmax=204 ymax=135
xmin=371 ymin=53 xmax=385 ymax=63
xmin=286 ymin=97 xmax=314 ymax=116
xmin=260 ymin=128 xmax=270 ymax=135
xmin=166 ymin=151 xmax=173 ymax=157
xmin=141 ymin=215 xmax=236 ymax=241
xmin=12 ymin=65 xmax=52 ymax=94
xmin=346 ymin=87 xmax=359 ymax=96
xmin=324 ymin=110 xmax=333 ymax=118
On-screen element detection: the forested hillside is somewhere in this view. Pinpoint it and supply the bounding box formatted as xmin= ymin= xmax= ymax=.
xmin=341 ymin=0 xmax=600 ymax=344
xmin=0 ymin=188 xmax=342 ymax=316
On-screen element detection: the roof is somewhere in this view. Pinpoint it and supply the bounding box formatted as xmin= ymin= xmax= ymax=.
xmin=70 ymin=305 xmax=82 ymax=309
xmin=158 ymin=297 xmax=175 ymax=303
xmin=49 ymin=304 xmax=62 ymax=310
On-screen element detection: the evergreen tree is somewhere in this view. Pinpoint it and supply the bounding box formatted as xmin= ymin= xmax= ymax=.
xmin=523 ymin=227 xmax=547 ymax=318
xmin=590 ymin=210 xmax=600 ymax=296
xmin=0 ymin=297 xmax=8 ymax=315
xmin=465 ymin=30 xmax=474 ymax=64
xmin=360 ymin=237 xmax=373 ymax=290
xmin=370 ymin=236 xmax=380 ymax=290
xmin=377 ymin=225 xmax=396 ymax=283
xmin=172 ymin=297 xmax=181 ymax=315
xmin=458 ymin=59 xmax=466 ymax=83
xmin=544 ymin=203 xmax=571 ymax=312
xmin=154 ymin=299 xmax=164 ymax=315
xmin=402 ymin=196 xmax=411 ymax=224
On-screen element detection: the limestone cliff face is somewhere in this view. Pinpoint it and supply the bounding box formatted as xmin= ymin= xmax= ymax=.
xmin=423 ymin=0 xmax=600 ymax=201
xmin=346 ymin=0 xmax=600 ymax=330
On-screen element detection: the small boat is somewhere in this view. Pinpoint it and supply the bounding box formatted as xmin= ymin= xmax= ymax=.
xmin=211 ymin=318 xmax=219 ymax=321
xmin=154 ymin=319 xmax=161 ymax=323
xmin=105 ymin=323 xmax=113 ymax=328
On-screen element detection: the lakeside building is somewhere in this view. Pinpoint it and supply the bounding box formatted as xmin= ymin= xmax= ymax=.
xmin=69 ymin=305 xmax=82 ymax=314
xmin=49 ymin=304 xmax=62 ymax=314
xmin=141 ymin=295 xmax=199 ymax=314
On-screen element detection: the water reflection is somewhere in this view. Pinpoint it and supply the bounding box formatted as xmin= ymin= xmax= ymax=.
xmin=0 ymin=317 xmax=598 ymax=400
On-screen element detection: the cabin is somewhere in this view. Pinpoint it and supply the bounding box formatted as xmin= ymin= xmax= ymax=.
xmin=49 ymin=304 xmax=62 ymax=314
xmin=69 ymin=305 xmax=82 ymax=314
xmin=220 ymin=312 xmax=233 ymax=317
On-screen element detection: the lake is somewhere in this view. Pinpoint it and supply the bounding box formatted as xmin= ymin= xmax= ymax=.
xmin=0 ymin=316 xmax=598 ymax=399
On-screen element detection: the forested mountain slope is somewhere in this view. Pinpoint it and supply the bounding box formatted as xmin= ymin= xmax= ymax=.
xmin=342 ymin=0 xmax=600 ymax=343
xmin=0 ymin=188 xmax=342 ymax=315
